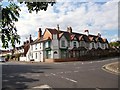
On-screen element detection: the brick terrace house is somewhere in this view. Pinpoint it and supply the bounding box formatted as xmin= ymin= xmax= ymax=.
xmin=25 ymin=25 xmax=109 ymax=62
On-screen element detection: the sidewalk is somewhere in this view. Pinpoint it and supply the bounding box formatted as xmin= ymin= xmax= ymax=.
xmin=103 ymin=61 xmax=120 ymax=75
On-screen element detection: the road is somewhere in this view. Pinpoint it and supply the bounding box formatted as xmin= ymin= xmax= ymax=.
xmin=1 ymin=57 xmax=119 ymax=90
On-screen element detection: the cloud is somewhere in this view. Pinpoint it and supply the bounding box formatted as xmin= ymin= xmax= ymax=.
xmin=1 ymin=0 xmax=118 ymax=49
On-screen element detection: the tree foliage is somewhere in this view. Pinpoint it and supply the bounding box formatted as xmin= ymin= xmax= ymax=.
xmin=0 ymin=0 xmax=55 ymax=49
xmin=1 ymin=3 xmax=21 ymax=48
xmin=109 ymin=41 xmax=120 ymax=47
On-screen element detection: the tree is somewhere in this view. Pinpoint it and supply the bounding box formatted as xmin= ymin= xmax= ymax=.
xmin=0 ymin=0 xmax=55 ymax=49
xmin=109 ymin=41 xmax=120 ymax=47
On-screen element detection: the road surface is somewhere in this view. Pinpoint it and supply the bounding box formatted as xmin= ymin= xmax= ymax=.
xmin=1 ymin=57 xmax=119 ymax=90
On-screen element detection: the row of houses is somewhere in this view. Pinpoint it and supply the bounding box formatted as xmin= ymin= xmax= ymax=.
xmin=1 ymin=25 xmax=115 ymax=62
xmin=23 ymin=25 xmax=110 ymax=62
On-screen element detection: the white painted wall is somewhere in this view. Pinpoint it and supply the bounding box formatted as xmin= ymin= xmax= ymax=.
xmin=20 ymin=57 xmax=26 ymax=61
xmin=26 ymin=42 xmax=44 ymax=62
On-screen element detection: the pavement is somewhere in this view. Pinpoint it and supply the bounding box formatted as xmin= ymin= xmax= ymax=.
xmin=102 ymin=61 xmax=120 ymax=75
xmin=1 ymin=57 xmax=119 ymax=90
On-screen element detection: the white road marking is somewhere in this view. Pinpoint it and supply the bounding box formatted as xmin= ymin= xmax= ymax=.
xmin=64 ymin=77 xmax=77 ymax=83
xmin=97 ymin=61 xmax=101 ymax=62
xmin=16 ymin=82 xmax=21 ymax=84
xmin=33 ymin=84 xmax=52 ymax=89
xmin=60 ymin=76 xmax=77 ymax=83
xmin=51 ymin=73 xmax=56 ymax=76
xmin=48 ymin=72 xmax=77 ymax=83
xmin=90 ymin=62 xmax=93 ymax=63
xmin=74 ymin=71 xmax=79 ymax=73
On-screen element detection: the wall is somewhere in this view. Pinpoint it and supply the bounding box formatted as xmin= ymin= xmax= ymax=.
xmin=51 ymin=34 xmax=60 ymax=59
xmin=45 ymin=58 xmax=86 ymax=62
xmin=20 ymin=57 xmax=26 ymax=61
xmin=43 ymin=29 xmax=52 ymax=39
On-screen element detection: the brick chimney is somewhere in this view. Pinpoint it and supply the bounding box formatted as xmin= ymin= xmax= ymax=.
xmin=29 ymin=34 xmax=33 ymax=43
xmin=84 ymin=30 xmax=89 ymax=36
xmin=38 ymin=28 xmax=42 ymax=39
xmin=57 ymin=24 xmax=60 ymax=31
xmin=67 ymin=26 xmax=72 ymax=33
xmin=97 ymin=33 xmax=101 ymax=38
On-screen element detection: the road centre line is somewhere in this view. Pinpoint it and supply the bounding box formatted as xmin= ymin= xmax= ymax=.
xmin=74 ymin=71 xmax=79 ymax=73
xmin=60 ymin=76 xmax=77 ymax=83
xmin=49 ymin=72 xmax=77 ymax=83
xmin=63 ymin=77 xmax=77 ymax=83
xmin=51 ymin=73 xmax=56 ymax=76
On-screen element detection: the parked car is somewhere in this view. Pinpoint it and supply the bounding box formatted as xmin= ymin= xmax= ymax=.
xmin=0 ymin=56 xmax=6 ymax=62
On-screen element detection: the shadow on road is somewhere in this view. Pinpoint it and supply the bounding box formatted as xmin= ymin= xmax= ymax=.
xmin=2 ymin=65 xmax=53 ymax=90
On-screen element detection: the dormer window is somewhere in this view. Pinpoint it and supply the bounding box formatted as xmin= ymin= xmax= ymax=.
xmin=61 ymin=40 xmax=65 ymax=47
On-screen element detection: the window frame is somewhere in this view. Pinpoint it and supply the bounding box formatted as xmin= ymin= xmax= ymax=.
xmin=35 ymin=53 xmax=37 ymax=59
xmin=73 ymin=42 xmax=77 ymax=47
xmin=61 ymin=40 xmax=65 ymax=47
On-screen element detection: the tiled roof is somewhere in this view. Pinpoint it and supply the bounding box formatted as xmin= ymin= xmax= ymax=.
xmin=102 ymin=38 xmax=108 ymax=43
xmin=46 ymin=28 xmax=58 ymax=34
xmin=31 ymin=28 xmax=108 ymax=44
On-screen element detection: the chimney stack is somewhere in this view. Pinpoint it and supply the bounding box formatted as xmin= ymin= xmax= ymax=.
xmin=24 ymin=42 xmax=26 ymax=45
xmin=38 ymin=28 xmax=42 ymax=39
xmin=29 ymin=34 xmax=32 ymax=43
xmin=97 ymin=33 xmax=101 ymax=38
xmin=84 ymin=30 xmax=89 ymax=36
xmin=67 ymin=26 xmax=72 ymax=33
xmin=57 ymin=24 xmax=60 ymax=31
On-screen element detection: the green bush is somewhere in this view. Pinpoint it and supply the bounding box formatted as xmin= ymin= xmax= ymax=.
xmin=5 ymin=54 xmax=10 ymax=59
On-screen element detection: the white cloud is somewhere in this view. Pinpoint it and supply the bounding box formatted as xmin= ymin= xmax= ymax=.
xmin=1 ymin=1 xmax=118 ymax=49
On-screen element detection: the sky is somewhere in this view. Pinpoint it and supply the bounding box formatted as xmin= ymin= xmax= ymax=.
xmin=0 ymin=0 xmax=119 ymax=49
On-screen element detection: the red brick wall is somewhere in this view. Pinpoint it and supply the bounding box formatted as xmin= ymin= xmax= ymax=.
xmin=43 ymin=30 xmax=52 ymax=40
xmin=45 ymin=58 xmax=85 ymax=62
